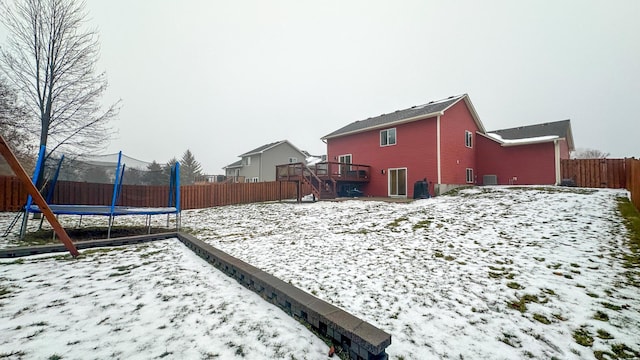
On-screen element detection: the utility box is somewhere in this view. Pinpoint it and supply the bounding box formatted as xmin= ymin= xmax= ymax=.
xmin=483 ymin=175 xmax=498 ymax=185
xmin=413 ymin=179 xmax=430 ymax=199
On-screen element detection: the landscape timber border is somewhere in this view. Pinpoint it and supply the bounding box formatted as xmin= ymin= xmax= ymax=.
xmin=0 ymin=232 xmax=392 ymax=360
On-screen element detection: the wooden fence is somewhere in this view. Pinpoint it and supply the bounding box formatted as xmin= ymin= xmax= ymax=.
xmin=561 ymin=158 xmax=639 ymax=211
xmin=0 ymin=176 xmax=312 ymax=212
xmin=560 ymin=159 xmax=627 ymax=189
xmin=627 ymin=158 xmax=640 ymax=211
xmin=0 ymin=176 xmax=28 ymax=212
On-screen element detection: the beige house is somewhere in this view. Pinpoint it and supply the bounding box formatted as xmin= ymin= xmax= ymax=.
xmin=223 ymin=140 xmax=308 ymax=182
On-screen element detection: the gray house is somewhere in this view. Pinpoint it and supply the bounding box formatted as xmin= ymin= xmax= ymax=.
xmin=223 ymin=140 xmax=308 ymax=182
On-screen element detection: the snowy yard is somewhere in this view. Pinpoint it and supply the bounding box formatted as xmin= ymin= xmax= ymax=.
xmin=1 ymin=186 xmax=639 ymax=359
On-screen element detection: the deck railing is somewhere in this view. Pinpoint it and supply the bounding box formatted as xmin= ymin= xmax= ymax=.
xmin=276 ymin=162 xmax=370 ymax=182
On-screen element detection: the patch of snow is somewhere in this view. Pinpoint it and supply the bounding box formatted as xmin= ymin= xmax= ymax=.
xmin=1 ymin=187 xmax=639 ymax=359
xmin=488 ymin=132 xmax=559 ymax=144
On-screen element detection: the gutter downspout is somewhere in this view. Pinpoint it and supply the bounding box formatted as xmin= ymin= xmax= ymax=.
xmin=554 ymin=140 xmax=561 ymax=185
xmin=437 ymin=115 xmax=442 ymax=185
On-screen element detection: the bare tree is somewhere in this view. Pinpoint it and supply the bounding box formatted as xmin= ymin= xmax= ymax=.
xmin=0 ymin=76 xmax=36 ymax=174
xmin=0 ymin=0 xmax=120 ymax=162
xmin=572 ymin=148 xmax=610 ymax=159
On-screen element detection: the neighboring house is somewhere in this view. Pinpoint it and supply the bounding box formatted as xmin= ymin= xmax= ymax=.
xmin=322 ymin=94 xmax=574 ymax=198
xmin=223 ymin=140 xmax=308 ymax=182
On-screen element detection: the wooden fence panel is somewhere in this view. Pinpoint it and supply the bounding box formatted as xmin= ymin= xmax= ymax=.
xmin=0 ymin=177 xmax=330 ymax=212
xmin=627 ymin=158 xmax=640 ymax=212
xmin=0 ymin=176 xmax=27 ymax=211
xmin=561 ymin=159 xmax=627 ymax=188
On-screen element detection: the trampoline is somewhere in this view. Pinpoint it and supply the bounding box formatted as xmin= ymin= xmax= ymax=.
xmin=20 ymin=146 xmax=180 ymax=238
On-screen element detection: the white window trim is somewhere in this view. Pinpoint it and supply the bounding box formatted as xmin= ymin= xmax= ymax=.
xmin=466 ymin=168 xmax=474 ymax=184
xmin=338 ymin=154 xmax=352 ymax=174
xmin=252 ymin=177 xmax=259 ymax=182
xmin=245 ymin=156 xmax=251 ymax=166
xmin=338 ymin=154 xmax=352 ymax=163
xmin=388 ymin=167 xmax=408 ymax=197
xmin=465 ymin=130 xmax=473 ymax=148
xmin=288 ymin=157 xmax=297 ymax=163
xmin=380 ymin=128 xmax=397 ymax=147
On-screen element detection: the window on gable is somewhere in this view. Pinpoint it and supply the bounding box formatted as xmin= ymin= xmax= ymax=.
xmin=245 ymin=156 xmax=251 ymax=166
xmin=380 ymin=128 xmax=396 ymax=146
xmin=465 ymin=131 xmax=473 ymax=148
xmin=289 ymin=157 xmax=297 ymax=163
xmin=466 ymin=168 xmax=474 ymax=184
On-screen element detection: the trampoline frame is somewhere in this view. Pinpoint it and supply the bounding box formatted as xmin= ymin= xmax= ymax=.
xmin=20 ymin=147 xmax=181 ymax=239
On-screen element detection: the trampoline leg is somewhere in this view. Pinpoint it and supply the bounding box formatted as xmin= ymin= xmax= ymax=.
xmin=78 ymin=215 xmax=83 ymax=228
xmin=107 ymin=216 xmax=113 ymax=239
xmin=19 ymin=211 xmax=28 ymax=240
xmin=147 ymin=215 xmax=151 ymax=234
xmin=38 ymin=214 xmax=45 ymax=230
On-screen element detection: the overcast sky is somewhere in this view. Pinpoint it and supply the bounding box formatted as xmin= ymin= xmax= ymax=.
xmin=2 ymin=0 xmax=639 ymax=173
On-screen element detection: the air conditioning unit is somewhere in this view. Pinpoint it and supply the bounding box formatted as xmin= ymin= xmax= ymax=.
xmin=483 ymin=175 xmax=498 ymax=185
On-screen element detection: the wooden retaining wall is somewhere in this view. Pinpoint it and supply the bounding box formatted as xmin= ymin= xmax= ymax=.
xmin=0 ymin=177 xmax=312 ymax=212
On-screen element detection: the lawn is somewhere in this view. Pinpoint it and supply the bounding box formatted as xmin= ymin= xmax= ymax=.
xmin=1 ymin=186 xmax=639 ymax=359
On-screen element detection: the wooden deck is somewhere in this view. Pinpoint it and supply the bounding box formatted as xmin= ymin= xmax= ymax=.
xmin=276 ymin=162 xmax=371 ymax=201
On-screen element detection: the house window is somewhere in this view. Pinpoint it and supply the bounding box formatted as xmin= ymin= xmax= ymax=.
xmin=244 ymin=156 xmax=251 ymax=166
xmin=338 ymin=154 xmax=352 ymax=174
xmin=466 ymin=168 xmax=474 ymax=183
xmin=289 ymin=157 xmax=297 ymax=163
xmin=380 ymin=128 xmax=396 ymax=146
xmin=465 ymin=131 xmax=473 ymax=148
xmin=252 ymin=177 xmax=259 ymax=182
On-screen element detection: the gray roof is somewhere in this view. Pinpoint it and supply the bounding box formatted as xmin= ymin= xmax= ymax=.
xmin=490 ymin=119 xmax=574 ymax=149
xmin=223 ymin=159 xmax=243 ymax=169
xmin=322 ymin=94 xmax=467 ymax=139
xmin=239 ymin=141 xmax=285 ymax=157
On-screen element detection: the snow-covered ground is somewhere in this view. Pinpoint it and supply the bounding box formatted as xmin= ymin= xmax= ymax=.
xmin=1 ymin=186 xmax=639 ymax=359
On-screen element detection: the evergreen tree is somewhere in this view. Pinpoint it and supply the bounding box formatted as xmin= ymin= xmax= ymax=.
xmin=144 ymin=160 xmax=166 ymax=185
xmin=163 ymin=157 xmax=178 ymax=184
xmin=180 ymin=149 xmax=203 ymax=185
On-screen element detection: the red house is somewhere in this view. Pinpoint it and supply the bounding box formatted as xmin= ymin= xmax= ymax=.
xmin=476 ymin=120 xmax=574 ymax=187
xmin=321 ymin=94 xmax=574 ymax=198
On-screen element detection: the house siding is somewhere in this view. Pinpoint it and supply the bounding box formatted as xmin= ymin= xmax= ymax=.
xmin=260 ymin=143 xmax=307 ymax=181
xmin=558 ymin=139 xmax=570 ymax=159
xmin=241 ymin=155 xmax=259 ymax=181
xmin=475 ymin=135 xmax=557 ymax=185
xmin=439 ymin=100 xmax=480 ymax=185
xmin=327 ymin=118 xmax=439 ymax=197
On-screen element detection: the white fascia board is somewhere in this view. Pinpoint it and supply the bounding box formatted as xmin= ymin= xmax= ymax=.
xmin=500 ymin=137 xmax=565 ymax=147
xmin=321 ymin=112 xmax=443 ymax=140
